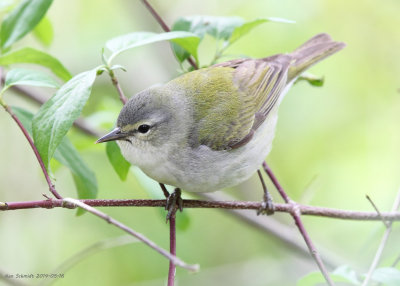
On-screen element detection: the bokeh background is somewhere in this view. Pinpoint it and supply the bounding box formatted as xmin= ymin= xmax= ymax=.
xmin=1 ymin=0 xmax=400 ymax=285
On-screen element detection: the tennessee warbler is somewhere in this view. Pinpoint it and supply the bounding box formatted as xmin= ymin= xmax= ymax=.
xmin=97 ymin=33 xmax=345 ymax=198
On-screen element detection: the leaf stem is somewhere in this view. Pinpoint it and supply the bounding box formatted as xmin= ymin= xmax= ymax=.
xmin=108 ymin=69 xmax=128 ymax=104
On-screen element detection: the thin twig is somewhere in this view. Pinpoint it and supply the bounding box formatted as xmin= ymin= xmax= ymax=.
xmin=140 ymin=0 xmax=198 ymax=70
xmin=168 ymin=214 xmax=177 ymax=286
xmin=109 ymin=70 xmax=128 ymax=104
xmin=262 ymin=162 xmax=335 ymax=286
xmin=366 ymin=195 xmax=390 ymax=228
xmin=62 ymin=198 xmax=199 ymax=272
xmin=0 ymin=69 xmax=62 ymax=199
xmin=362 ymin=188 xmax=400 ymax=286
xmin=2 ymin=198 xmax=400 ymax=221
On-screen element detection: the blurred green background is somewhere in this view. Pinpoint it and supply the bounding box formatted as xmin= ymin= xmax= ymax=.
xmin=1 ymin=0 xmax=400 ymax=285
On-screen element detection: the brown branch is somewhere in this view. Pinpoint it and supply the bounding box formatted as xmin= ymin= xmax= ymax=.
xmin=168 ymin=214 xmax=177 ymax=286
xmin=0 ymin=70 xmax=62 ymax=199
xmin=62 ymin=198 xmax=198 ymax=272
xmin=2 ymin=198 xmax=400 ymax=221
xmin=262 ymin=162 xmax=334 ymax=286
xmin=109 ymin=70 xmax=128 ymax=104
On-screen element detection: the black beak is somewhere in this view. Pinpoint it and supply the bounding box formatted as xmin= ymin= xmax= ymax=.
xmin=96 ymin=127 xmax=126 ymax=143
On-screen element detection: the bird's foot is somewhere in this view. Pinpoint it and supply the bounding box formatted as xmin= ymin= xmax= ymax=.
xmin=257 ymin=191 xmax=275 ymax=216
xmin=165 ymin=188 xmax=183 ymax=222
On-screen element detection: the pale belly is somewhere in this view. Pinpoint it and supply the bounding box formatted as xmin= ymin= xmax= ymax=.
xmin=138 ymin=112 xmax=279 ymax=193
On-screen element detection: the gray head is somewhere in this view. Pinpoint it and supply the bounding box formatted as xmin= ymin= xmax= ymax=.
xmin=96 ymin=87 xmax=191 ymax=167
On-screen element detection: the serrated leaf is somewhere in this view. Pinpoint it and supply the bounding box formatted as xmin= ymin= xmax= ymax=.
xmin=0 ymin=0 xmax=53 ymax=50
xmin=105 ymin=31 xmax=200 ymax=64
xmin=370 ymin=267 xmax=400 ymax=286
xmin=32 ymin=68 xmax=98 ymax=170
xmin=11 ymin=106 xmax=98 ymax=209
xmin=106 ymin=141 xmax=130 ymax=181
xmin=0 ymin=47 xmax=72 ymax=81
xmin=32 ymin=16 xmax=53 ymax=46
xmin=3 ymin=68 xmax=59 ymax=92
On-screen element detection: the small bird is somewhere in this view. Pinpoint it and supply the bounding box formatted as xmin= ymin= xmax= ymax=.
xmin=97 ymin=33 xmax=345 ymax=213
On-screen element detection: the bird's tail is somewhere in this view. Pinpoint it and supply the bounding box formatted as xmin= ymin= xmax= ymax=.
xmin=287 ymin=33 xmax=346 ymax=81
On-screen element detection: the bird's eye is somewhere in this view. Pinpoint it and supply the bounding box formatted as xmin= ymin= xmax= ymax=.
xmin=137 ymin=124 xmax=150 ymax=134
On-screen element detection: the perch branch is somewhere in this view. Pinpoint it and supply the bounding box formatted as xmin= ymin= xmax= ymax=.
xmin=2 ymin=198 xmax=400 ymax=221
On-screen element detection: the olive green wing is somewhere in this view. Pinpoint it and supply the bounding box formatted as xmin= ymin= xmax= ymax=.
xmin=179 ymin=34 xmax=345 ymax=151
xmin=176 ymin=57 xmax=290 ymax=151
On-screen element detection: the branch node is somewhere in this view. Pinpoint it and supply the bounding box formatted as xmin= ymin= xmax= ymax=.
xmin=366 ymin=195 xmax=390 ymax=228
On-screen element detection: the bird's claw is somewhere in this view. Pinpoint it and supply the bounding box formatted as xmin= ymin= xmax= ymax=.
xmin=165 ymin=188 xmax=183 ymax=222
xmin=257 ymin=193 xmax=275 ymax=215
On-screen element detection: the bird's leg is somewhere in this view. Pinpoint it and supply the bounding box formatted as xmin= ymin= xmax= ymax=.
xmin=160 ymin=184 xmax=183 ymax=222
xmin=256 ymin=169 xmax=275 ymax=215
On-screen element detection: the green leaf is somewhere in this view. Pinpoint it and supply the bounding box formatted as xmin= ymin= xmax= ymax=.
xmin=11 ymin=106 xmax=34 ymax=134
xmin=0 ymin=47 xmax=72 ymax=81
xmin=0 ymin=0 xmax=53 ymax=50
xmin=106 ymin=141 xmax=130 ymax=181
xmin=56 ymin=139 xmax=98 ymax=216
xmin=32 ymin=68 xmax=98 ymax=170
xmin=297 ymin=271 xmax=360 ymax=286
xmin=171 ymin=16 xmax=294 ymax=63
xmin=11 ymin=106 xmax=98 ymax=209
xmin=229 ymin=17 xmax=293 ymax=44
xmin=0 ymin=0 xmax=14 ymax=12
xmin=172 ymin=16 xmax=244 ymax=41
xmin=370 ymin=267 xmax=400 ymax=286
xmin=105 ymin=31 xmax=200 ymax=64
xmin=333 ymin=265 xmax=360 ymax=285
xmin=3 ymin=68 xmax=59 ymax=92
xmin=32 ymin=16 xmax=53 ymax=46
xmin=296 ymin=73 xmax=325 ymax=87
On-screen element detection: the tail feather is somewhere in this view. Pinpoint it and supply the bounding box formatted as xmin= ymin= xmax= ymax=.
xmin=288 ymin=33 xmax=346 ymax=81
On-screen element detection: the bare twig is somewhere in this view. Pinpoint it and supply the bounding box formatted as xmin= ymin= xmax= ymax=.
xmin=168 ymin=214 xmax=177 ymax=286
xmin=362 ymin=189 xmax=400 ymax=286
xmin=108 ymin=70 xmax=128 ymax=104
xmin=0 ymin=69 xmax=62 ymax=199
xmin=366 ymin=195 xmax=390 ymax=228
xmin=62 ymin=198 xmax=199 ymax=272
xmin=262 ymin=162 xmax=335 ymax=286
